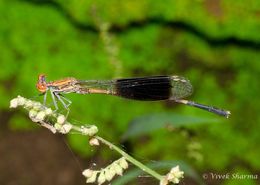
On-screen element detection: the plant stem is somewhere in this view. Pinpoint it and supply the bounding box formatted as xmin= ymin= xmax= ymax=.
xmin=95 ymin=136 xmax=163 ymax=181
xmin=71 ymin=124 xmax=163 ymax=181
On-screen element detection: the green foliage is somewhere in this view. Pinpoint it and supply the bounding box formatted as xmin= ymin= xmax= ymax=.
xmin=1 ymin=0 xmax=260 ymax=184
xmin=67 ymin=133 xmax=93 ymax=158
xmin=122 ymin=113 xmax=219 ymax=139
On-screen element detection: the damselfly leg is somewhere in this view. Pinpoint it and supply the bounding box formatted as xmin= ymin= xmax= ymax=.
xmin=47 ymin=88 xmax=71 ymax=117
xmin=59 ymin=94 xmax=72 ymax=107
xmin=54 ymin=93 xmax=71 ymax=118
xmin=43 ymin=91 xmax=47 ymax=106
xmin=49 ymin=89 xmax=58 ymax=111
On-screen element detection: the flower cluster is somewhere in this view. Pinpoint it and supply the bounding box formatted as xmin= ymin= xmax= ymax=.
xmin=160 ymin=165 xmax=184 ymax=185
xmin=10 ymin=95 xmax=71 ymax=133
xmin=82 ymin=157 xmax=128 ymax=184
xmin=9 ymin=95 xmax=98 ymax=136
xmin=80 ymin=125 xmax=98 ymax=137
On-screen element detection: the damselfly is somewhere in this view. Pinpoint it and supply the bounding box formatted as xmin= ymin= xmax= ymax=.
xmin=36 ymin=74 xmax=230 ymax=118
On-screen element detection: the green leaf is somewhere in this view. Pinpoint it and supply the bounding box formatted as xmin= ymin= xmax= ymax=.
xmin=122 ymin=113 xmax=220 ymax=140
xmin=113 ymin=160 xmax=204 ymax=185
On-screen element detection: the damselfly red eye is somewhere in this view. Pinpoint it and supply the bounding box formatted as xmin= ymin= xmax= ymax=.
xmin=36 ymin=74 xmax=47 ymax=93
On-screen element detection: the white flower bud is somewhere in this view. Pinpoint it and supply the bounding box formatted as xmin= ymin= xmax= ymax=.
xmin=86 ymin=171 xmax=98 ymax=183
xmin=82 ymin=169 xmax=93 ymax=178
xmin=118 ymin=158 xmax=128 ymax=169
xmin=45 ymin=108 xmax=53 ymax=115
xmin=59 ymin=124 xmax=72 ymax=134
xmin=54 ymin=123 xmax=62 ymax=130
xmin=166 ymin=165 xmax=184 ymax=184
xmin=10 ymin=98 xmax=18 ymax=108
xmin=35 ymin=111 xmax=46 ymax=121
xmin=57 ymin=115 xmax=66 ymax=125
xmin=17 ymin=96 xmax=26 ymax=106
xmin=107 ymin=166 xmax=116 ymax=180
xmin=25 ymin=100 xmax=33 ymax=108
xmin=89 ymin=126 xmax=98 ymax=136
xmin=33 ymin=102 xmax=42 ymax=110
xmin=97 ymin=171 xmax=106 ymax=185
xmin=80 ymin=126 xmax=88 ymax=135
xmin=80 ymin=126 xmax=98 ymax=136
xmin=113 ymin=163 xmax=123 ymax=176
xmin=159 ymin=176 xmax=168 ymax=185
xmin=89 ymin=138 xmax=99 ymax=146
xmin=104 ymin=168 xmax=114 ymax=181
xmin=170 ymin=166 xmax=184 ymax=176
xmin=29 ymin=109 xmax=38 ymax=119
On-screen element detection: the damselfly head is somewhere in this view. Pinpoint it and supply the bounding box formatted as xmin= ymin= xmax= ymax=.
xmin=36 ymin=74 xmax=47 ymax=93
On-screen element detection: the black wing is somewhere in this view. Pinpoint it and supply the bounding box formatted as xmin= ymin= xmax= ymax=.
xmin=115 ymin=76 xmax=192 ymax=101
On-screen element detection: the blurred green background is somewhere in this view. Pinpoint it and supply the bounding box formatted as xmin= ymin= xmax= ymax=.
xmin=0 ymin=0 xmax=260 ymax=185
